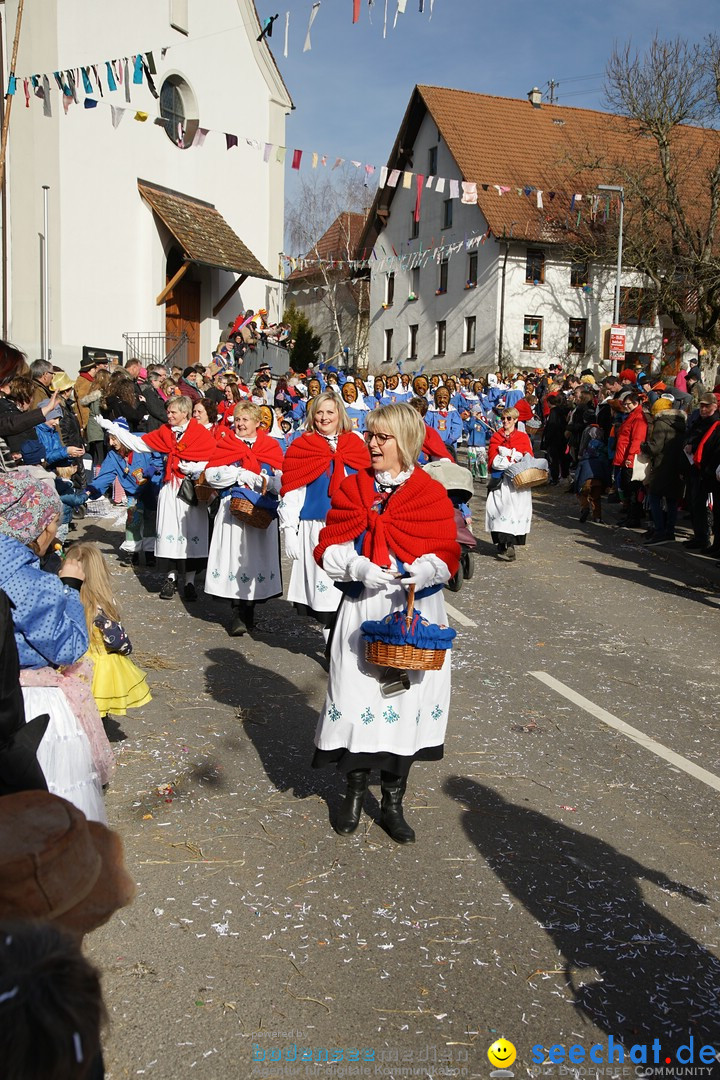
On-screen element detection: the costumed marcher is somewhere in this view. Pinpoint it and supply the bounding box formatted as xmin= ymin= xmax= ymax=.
xmin=408 ymin=396 xmax=454 ymax=464
xmin=485 ymin=407 xmax=534 ymax=561
xmin=465 ymin=407 xmax=491 ymax=479
xmin=574 ymin=421 xmax=611 ymax=523
xmin=313 ymin=403 xmax=460 ymax=843
xmin=98 ymin=397 xmax=216 ymax=601
xmin=341 ymin=380 xmax=369 ymax=432
xmin=0 ymin=472 xmax=109 ymax=822
xmin=64 ymin=542 xmax=152 ymax=719
xmin=279 ymin=392 xmax=370 ymax=647
xmin=425 ymin=386 xmax=463 ymax=459
xmin=204 ymin=402 xmax=284 ymax=636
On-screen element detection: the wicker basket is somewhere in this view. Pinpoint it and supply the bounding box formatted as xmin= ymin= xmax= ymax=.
xmin=229 ymin=474 xmax=273 ymax=529
xmin=364 ymin=586 xmax=447 ymax=672
xmin=194 ymin=471 xmax=216 ymax=504
xmin=512 ymin=467 xmax=548 ymax=490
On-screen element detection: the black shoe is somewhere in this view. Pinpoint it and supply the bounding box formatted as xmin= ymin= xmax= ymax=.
xmin=506 ymin=545 xmax=516 ymax=561
xmin=159 ymin=577 xmax=176 ymax=599
xmin=643 ymin=535 xmax=670 ymax=546
xmin=683 ymin=539 xmax=704 ymax=550
xmin=228 ymin=611 xmax=246 ymax=636
xmin=380 ymin=773 xmax=415 ymax=844
xmin=183 ymin=582 xmax=198 ymax=601
xmin=579 ymin=508 xmax=590 ymax=523
xmin=335 ymin=769 xmax=370 ymax=835
xmin=145 ymin=553 xmax=156 ymax=567
xmin=131 ymin=553 xmax=140 ymax=565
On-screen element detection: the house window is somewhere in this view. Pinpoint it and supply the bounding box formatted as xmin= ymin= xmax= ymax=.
xmin=159 ymin=75 xmax=199 ymax=147
xmin=525 ymin=249 xmax=545 ymax=284
xmin=384 ymin=328 xmax=393 ymax=364
xmin=410 ymin=212 xmax=419 ymax=240
xmin=620 ymin=286 xmax=656 ymax=326
xmin=523 ymin=316 xmax=543 ymax=350
xmin=438 ymin=259 xmax=448 ymax=294
xmin=435 ymin=320 xmax=446 ymax=356
xmin=428 ymin=145 xmax=438 ymax=175
xmin=385 ymin=272 xmax=395 ymax=306
xmin=464 ymin=316 xmax=476 ymax=352
xmin=408 ymin=324 xmax=418 ymax=359
xmin=442 ymin=199 xmax=453 ymax=229
xmin=568 ymin=317 xmax=587 ymax=353
xmin=410 ymin=266 xmax=420 ymax=298
xmin=570 ymin=259 xmax=589 ymax=287
xmin=467 ymin=252 xmax=478 ymax=287
xmin=170 ymin=0 xmax=189 ymax=33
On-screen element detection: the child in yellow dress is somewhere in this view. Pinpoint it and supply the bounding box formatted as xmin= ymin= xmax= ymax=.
xmin=64 ymin=542 xmax=152 ymax=718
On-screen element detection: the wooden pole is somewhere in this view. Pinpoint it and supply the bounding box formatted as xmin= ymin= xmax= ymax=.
xmin=0 ymin=0 xmax=26 ymax=193
xmin=156 ymin=260 xmax=190 ymax=306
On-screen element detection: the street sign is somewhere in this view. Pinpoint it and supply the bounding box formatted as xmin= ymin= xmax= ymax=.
xmin=609 ymin=324 xmax=626 ymax=365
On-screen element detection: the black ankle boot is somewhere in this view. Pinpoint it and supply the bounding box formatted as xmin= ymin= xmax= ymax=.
xmin=335 ymin=769 xmax=370 ymax=834
xmin=228 ymin=601 xmax=246 ymax=636
xmin=380 ymin=772 xmax=415 ymax=844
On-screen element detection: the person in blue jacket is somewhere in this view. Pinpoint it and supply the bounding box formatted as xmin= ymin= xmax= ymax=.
xmin=87 ymin=419 xmax=162 ymax=564
xmin=34 ymin=408 xmax=85 ymax=469
xmin=425 ymin=386 xmax=463 ymax=458
xmin=464 ymin=407 xmax=492 ymax=479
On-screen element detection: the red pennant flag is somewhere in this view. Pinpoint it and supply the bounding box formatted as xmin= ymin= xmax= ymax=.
xmin=292 ymin=149 xmax=302 ymax=170
xmin=415 ymin=174 xmax=424 ymax=223
xmin=353 ymin=0 xmax=361 ymax=21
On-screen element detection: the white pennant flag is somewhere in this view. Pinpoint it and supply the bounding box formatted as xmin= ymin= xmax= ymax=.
xmin=393 ymin=0 xmax=407 ymax=28
xmin=379 ymin=165 xmax=388 ymax=186
xmin=284 ymin=11 xmax=290 ymax=58
xmin=110 ymin=105 xmax=125 ymax=129
xmin=304 ymin=2 xmax=320 ymax=52
xmin=536 ymin=190 xmax=544 ymax=209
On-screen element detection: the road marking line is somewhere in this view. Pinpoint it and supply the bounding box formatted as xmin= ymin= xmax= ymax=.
xmin=529 ymin=670 xmax=720 ymax=795
xmin=444 ymin=601 xmax=476 ymax=628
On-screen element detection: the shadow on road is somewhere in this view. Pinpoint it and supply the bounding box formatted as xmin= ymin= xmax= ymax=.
xmin=444 ymin=777 xmax=720 ymax=1054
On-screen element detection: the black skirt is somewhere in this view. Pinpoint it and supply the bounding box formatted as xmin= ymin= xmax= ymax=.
xmin=312 ymin=744 xmax=443 ymax=778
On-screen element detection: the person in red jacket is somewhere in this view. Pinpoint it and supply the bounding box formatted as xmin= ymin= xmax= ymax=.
xmin=613 ymin=392 xmax=648 ymax=527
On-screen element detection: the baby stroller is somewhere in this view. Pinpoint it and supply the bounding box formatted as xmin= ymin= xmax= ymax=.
xmin=422 ymin=460 xmax=477 ymax=592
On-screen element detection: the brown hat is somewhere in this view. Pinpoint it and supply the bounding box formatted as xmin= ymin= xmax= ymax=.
xmin=699 ymin=392 xmax=718 ymax=406
xmin=0 ymin=791 xmax=135 ymax=935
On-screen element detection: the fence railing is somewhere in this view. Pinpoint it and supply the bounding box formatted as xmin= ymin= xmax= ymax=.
xmin=122 ymin=332 xmax=188 ymax=369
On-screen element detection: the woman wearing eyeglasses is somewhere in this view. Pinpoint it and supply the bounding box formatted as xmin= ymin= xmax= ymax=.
xmin=279 ymin=392 xmax=370 ymax=647
xmin=313 ymin=404 xmax=460 ymax=844
xmin=485 ymin=406 xmax=534 ymax=561
xmin=203 ymin=401 xmax=284 ymax=635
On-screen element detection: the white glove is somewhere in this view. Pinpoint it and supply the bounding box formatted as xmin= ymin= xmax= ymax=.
xmin=178 ymin=460 xmax=204 ymax=479
xmin=349 ymin=556 xmax=397 ymax=589
xmin=236 ymin=467 xmax=261 ymax=489
xmin=283 ymin=528 xmax=301 ymax=561
xmin=401 ymin=558 xmax=436 ymax=590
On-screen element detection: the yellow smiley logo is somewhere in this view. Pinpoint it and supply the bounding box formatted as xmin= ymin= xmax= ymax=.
xmin=488 ymin=1039 xmax=517 ymax=1069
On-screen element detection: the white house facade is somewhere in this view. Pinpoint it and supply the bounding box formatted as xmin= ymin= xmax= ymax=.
xmin=363 ymin=87 xmax=680 ymax=377
xmin=1 ymin=0 xmax=293 ymax=373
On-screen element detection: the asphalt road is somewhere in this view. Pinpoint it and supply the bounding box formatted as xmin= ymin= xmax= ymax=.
xmin=80 ymin=483 xmax=720 ymax=1080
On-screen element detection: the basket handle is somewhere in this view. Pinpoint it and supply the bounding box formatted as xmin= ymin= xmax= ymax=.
xmin=405 ymin=583 xmax=415 ymax=627
xmin=259 ymin=473 xmax=268 ymax=495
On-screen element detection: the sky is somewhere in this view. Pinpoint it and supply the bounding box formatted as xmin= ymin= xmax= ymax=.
xmin=254 ymin=0 xmax=720 ymax=244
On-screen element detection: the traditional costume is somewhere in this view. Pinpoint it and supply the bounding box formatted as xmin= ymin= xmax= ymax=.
xmin=485 ymin=428 xmax=534 ymax=554
xmin=279 ymin=431 xmax=369 ymax=625
xmin=204 ymin=428 xmax=284 ymax=629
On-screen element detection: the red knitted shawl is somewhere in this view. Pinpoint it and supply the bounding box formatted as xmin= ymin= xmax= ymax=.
xmin=422 ymin=424 xmax=453 ymax=461
xmin=488 ymin=428 xmax=533 ymax=465
xmin=142 ymin=419 xmax=217 ymax=481
xmin=208 ymin=427 xmax=284 ymax=472
xmin=280 ymin=431 xmax=370 ymax=498
xmin=314 ymin=467 xmax=460 ymax=575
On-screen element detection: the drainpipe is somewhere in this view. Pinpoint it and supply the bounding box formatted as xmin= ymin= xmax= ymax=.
xmin=497 ymin=224 xmax=516 ymax=373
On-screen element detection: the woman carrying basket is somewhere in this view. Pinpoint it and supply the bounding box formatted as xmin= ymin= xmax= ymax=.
xmin=485 ymin=406 xmax=535 ymax=561
xmin=313 ymin=403 xmax=460 ymax=844
xmin=204 ymin=401 xmax=284 ymax=636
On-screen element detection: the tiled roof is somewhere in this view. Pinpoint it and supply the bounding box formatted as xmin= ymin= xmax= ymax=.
xmin=361 ymin=85 xmax=720 ymax=248
xmin=287 ymin=211 xmax=367 ymax=282
xmin=138 ymin=180 xmax=274 ymax=280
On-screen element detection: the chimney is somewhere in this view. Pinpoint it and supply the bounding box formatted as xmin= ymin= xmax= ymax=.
xmin=527 ymin=86 xmax=542 ymax=108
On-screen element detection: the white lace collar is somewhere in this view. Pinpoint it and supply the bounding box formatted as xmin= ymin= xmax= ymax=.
xmin=374 ymin=466 xmax=414 ymax=489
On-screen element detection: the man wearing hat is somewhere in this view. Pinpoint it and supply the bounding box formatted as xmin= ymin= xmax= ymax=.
xmin=74 ymin=358 xmax=98 ymax=434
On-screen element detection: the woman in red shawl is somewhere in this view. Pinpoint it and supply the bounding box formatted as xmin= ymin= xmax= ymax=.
xmin=98 ymin=396 xmax=216 ymax=601
xmin=204 ymin=401 xmax=284 ymax=636
xmin=313 ymin=404 xmax=460 ymax=845
xmin=278 ymin=391 xmax=369 ymax=648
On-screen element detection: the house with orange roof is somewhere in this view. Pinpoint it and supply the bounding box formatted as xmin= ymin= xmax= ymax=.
xmin=285 ymin=211 xmax=369 ymax=369
xmin=360 ymin=84 xmax=694 ymax=376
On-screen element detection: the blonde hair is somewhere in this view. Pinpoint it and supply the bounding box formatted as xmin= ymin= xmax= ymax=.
xmin=366 ymin=403 xmax=425 ymax=470
xmin=54 ymin=465 xmax=77 ymax=479
xmin=502 ymin=407 xmax=519 ymax=420
xmin=305 ymin=391 xmax=352 ymax=434
xmin=168 ymin=395 xmax=192 ymax=417
xmin=64 ymin=542 xmax=121 ymax=634
xmin=233 ymin=400 xmax=261 ymax=424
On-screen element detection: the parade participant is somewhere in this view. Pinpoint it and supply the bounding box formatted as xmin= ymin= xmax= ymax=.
xmin=613 ymin=392 xmax=648 ymax=529
xmin=341 ymin=380 xmax=369 ymax=432
xmin=279 ymin=392 xmax=370 ymax=647
xmin=425 ymin=386 xmax=463 ymax=458
xmin=465 ymin=407 xmax=491 ymax=479
xmin=314 ymin=403 xmax=459 ymax=843
xmin=412 ymin=374 xmax=430 ymax=401
xmin=204 ymin=402 xmax=284 ymax=635
xmin=408 ymin=397 xmax=454 ymax=463
xmin=98 ymin=396 xmax=216 ymax=601
xmin=368 ymin=376 xmax=386 ymax=410
xmin=192 ymin=398 xmax=218 ymax=431
xmin=485 ymin=407 xmax=534 ymax=561
xmin=65 ymin=542 xmax=151 ymax=719
xmin=382 ymin=374 xmax=404 ymax=405
xmin=0 ymin=473 xmax=107 ymax=822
